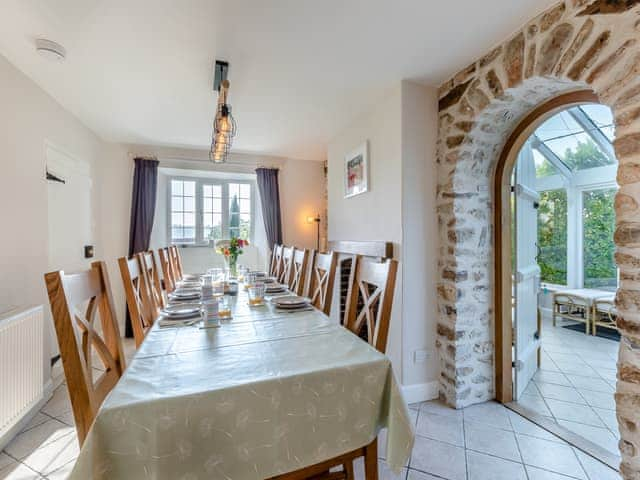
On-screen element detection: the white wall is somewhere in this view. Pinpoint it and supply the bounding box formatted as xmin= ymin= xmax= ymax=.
xmin=327 ymin=85 xmax=404 ymax=377
xmin=400 ymin=80 xmax=439 ymax=387
xmin=0 ymin=53 xmax=109 ymax=386
xmin=327 ymin=81 xmax=439 ymax=399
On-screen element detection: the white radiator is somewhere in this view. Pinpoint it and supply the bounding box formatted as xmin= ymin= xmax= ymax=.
xmin=0 ymin=306 xmax=44 ymax=446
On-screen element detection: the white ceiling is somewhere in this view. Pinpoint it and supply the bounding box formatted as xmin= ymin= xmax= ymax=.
xmin=0 ymin=0 xmax=558 ymax=161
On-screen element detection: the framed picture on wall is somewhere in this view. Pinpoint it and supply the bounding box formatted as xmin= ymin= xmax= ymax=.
xmin=344 ymin=141 xmax=368 ymax=198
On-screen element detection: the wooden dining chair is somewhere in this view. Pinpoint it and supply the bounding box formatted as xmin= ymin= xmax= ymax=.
xmin=270 ymin=244 xmax=284 ymax=279
xmin=288 ymin=248 xmax=310 ymax=295
xmin=308 ymin=251 xmax=338 ymax=316
xmin=158 ymin=247 xmax=176 ymax=293
xmin=169 ymin=245 xmax=184 ymax=280
xmin=118 ymin=255 xmax=157 ymax=348
xmin=280 ymin=246 xmax=295 ymax=284
xmin=44 ymin=261 xmax=126 ymax=447
xmin=139 ymin=250 xmax=165 ymax=311
xmin=345 ymin=257 xmax=398 ymax=353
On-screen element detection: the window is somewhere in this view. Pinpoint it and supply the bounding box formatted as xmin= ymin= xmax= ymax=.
xmin=168 ymin=178 xmax=253 ymax=245
xmin=583 ymin=188 xmax=616 ymax=290
xmin=170 ymin=180 xmax=196 ymax=243
xmin=538 ymin=189 xmax=567 ymax=285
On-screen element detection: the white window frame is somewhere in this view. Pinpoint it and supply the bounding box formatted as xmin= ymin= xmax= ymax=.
xmin=167 ymin=176 xmax=255 ymax=246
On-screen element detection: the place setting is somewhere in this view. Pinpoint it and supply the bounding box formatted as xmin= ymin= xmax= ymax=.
xmin=272 ymin=295 xmax=314 ymax=313
xmin=158 ymin=303 xmax=203 ymax=328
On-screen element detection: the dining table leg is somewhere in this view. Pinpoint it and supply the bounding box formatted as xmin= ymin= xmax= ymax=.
xmin=364 ymin=439 xmax=378 ymax=479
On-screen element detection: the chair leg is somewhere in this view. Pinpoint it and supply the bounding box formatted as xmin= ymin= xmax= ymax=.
xmin=343 ymin=461 xmax=354 ymax=479
xmin=363 ymin=439 xmax=378 ymax=480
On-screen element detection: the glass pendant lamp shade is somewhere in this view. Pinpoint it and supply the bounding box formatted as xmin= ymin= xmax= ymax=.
xmin=209 ymin=78 xmax=237 ymax=164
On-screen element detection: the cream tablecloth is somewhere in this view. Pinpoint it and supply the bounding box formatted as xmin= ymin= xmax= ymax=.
xmin=69 ymin=293 xmax=414 ymax=479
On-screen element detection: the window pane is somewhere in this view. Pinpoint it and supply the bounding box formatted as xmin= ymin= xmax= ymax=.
xmin=183 ymin=212 xmax=195 ymax=227
xmin=171 ymin=180 xmax=183 ymax=196
xmin=213 ymin=198 xmax=222 ymax=213
xmin=171 ymin=196 xmax=183 ymax=211
xmin=229 ymin=183 xmax=240 ymax=199
xmin=240 ymin=198 xmax=251 ymax=213
xmin=203 ymin=197 xmax=213 ymax=212
xmin=230 ymin=195 xmax=240 ymax=213
xmin=184 ymin=181 xmax=195 ymax=196
xmin=184 ymin=196 xmax=195 ymax=212
xmin=171 ymin=213 xmax=183 ymax=227
xmin=533 ymin=149 xmax=560 ymax=179
xmin=212 ymin=185 xmax=222 ymax=197
xmin=545 ymin=136 xmax=613 ymax=170
xmin=240 ymin=184 xmax=251 ymax=198
xmin=583 ymin=188 xmax=616 ymax=290
xmin=538 ymin=189 xmax=567 ymax=285
xmin=203 ymin=185 xmax=212 ymax=196
xmin=579 ymin=104 xmax=614 ymax=142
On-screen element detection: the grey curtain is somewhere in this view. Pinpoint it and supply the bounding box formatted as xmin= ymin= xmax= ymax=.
xmin=126 ymin=157 xmax=159 ymax=337
xmin=256 ymin=168 xmax=283 ymax=250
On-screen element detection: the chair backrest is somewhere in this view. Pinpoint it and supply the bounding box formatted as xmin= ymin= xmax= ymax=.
xmin=44 ymin=261 xmax=126 ymax=446
xmin=279 ymin=246 xmax=295 ymax=284
xmin=270 ymin=244 xmax=284 ymax=278
xmin=345 ymin=257 xmax=398 ymax=353
xmin=308 ymin=251 xmax=338 ymax=316
xmin=158 ymin=247 xmax=176 ymax=293
xmin=288 ymin=248 xmax=310 ymax=296
xmin=118 ymin=255 xmax=157 ymax=348
xmin=169 ymin=245 xmax=184 ymax=279
xmin=139 ymin=250 xmax=165 ymax=311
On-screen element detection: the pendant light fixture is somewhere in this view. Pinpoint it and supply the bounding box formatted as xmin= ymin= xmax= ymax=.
xmin=210 ymin=61 xmax=237 ymax=163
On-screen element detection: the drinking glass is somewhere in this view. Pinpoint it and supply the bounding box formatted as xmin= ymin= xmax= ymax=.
xmin=212 ymin=280 xmax=225 ymax=297
xmin=218 ymin=296 xmax=232 ymax=318
xmin=248 ymin=283 xmax=265 ymax=306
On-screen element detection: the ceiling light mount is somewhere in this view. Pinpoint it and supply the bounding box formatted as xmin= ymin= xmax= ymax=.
xmin=35 ymin=38 xmax=66 ymax=61
xmin=213 ymin=60 xmax=229 ymax=92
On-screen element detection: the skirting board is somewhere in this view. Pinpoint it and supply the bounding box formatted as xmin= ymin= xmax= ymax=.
xmin=402 ymin=381 xmax=439 ymax=405
xmin=0 ymin=379 xmax=54 ymax=451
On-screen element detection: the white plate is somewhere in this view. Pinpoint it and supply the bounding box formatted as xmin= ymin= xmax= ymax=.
xmin=274 ymin=295 xmax=309 ymax=307
xmin=177 ymin=281 xmax=201 ymax=288
xmin=182 ymin=274 xmax=203 ymax=280
xmin=162 ymin=303 xmax=202 ymax=319
xmin=172 ymin=288 xmax=201 ymax=297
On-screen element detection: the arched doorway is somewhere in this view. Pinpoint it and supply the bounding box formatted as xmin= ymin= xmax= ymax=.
xmin=434 ymin=2 xmax=640 ymax=476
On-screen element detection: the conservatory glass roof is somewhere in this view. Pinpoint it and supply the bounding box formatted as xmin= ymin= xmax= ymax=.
xmin=533 ymin=103 xmax=616 ymax=179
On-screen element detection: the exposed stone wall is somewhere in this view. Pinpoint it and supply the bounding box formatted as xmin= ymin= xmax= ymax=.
xmin=436 ymin=1 xmax=640 ymax=476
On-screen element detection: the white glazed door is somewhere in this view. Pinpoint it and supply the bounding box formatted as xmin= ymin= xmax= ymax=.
xmin=514 ymin=140 xmax=541 ymax=400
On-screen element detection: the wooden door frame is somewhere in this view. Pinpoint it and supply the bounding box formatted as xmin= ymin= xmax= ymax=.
xmin=494 ymin=89 xmax=600 ymax=403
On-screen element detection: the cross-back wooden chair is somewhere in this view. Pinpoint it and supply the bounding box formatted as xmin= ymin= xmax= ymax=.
xmin=169 ymin=245 xmax=184 ymax=280
xmin=270 ymin=244 xmax=284 ymax=279
xmin=280 ymin=246 xmax=295 ymax=284
xmin=287 ymin=248 xmax=310 ymax=296
xmin=158 ymin=247 xmax=176 ymax=293
xmin=139 ymin=250 xmax=165 ymax=311
xmin=308 ymin=251 xmax=338 ymax=316
xmin=345 ymin=257 xmax=398 ymax=354
xmin=118 ymin=255 xmax=157 ymax=348
xmin=44 ymin=261 xmax=126 ymax=447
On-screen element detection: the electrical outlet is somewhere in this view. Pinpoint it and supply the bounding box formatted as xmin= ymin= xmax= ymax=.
xmin=414 ymin=349 xmax=430 ymax=363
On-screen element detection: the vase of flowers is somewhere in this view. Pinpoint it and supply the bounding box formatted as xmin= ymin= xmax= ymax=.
xmin=215 ymin=237 xmax=248 ymax=278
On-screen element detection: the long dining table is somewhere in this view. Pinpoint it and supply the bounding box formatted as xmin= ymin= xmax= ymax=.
xmin=69 ymin=286 xmax=415 ymax=479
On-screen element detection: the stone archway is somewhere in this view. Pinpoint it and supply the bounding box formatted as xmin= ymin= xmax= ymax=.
xmin=435 ymin=1 xmax=640 ymax=476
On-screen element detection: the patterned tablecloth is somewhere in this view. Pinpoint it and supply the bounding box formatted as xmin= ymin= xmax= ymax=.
xmin=69 ymin=292 xmax=414 ymax=479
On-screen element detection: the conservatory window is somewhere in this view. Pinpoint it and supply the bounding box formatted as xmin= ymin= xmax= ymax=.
xmin=531 ymin=103 xmax=617 ymax=290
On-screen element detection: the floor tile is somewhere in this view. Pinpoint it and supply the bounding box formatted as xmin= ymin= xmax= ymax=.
xmin=526 ymin=465 xmax=581 ymax=479
xmin=593 ymin=407 xmax=619 ymax=433
xmin=0 ymin=462 xmax=43 ymax=480
xmin=352 ymin=457 xmax=406 ymax=480
xmin=516 ymin=434 xmax=586 ymax=479
xmin=517 ymin=394 xmax=552 ymax=416
xmin=554 ymin=361 xmax=600 ymax=378
xmin=574 ymin=450 xmax=621 ymax=480
xmin=536 ymin=382 xmax=587 ymax=404
xmin=4 ymin=420 xmax=71 ymax=460
xmin=534 ymin=370 xmax=572 ymax=387
xmin=406 ymin=470 xmax=441 ymax=480
xmin=19 ymin=414 xmax=50 ymax=435
xmin=557 ymin=420 xmax=619 ymax=454
xmin=565 ymin=375 xmax=615 ymax=394
xmin=20 ymin=430 xmax=78 ymax=476
xmin=464 ymin=421 xmax=521 ymax=462
xmin=41 ymin=387 xmax=71 ymax=419
xmin=416 ymin=412 xmax=464 ymax=447
xmin=507 ymin=411 xmax=565 ymax=443
xmin=419 ymin=401 xmax=462 ymax=420
xmin=578 ymin=389 xmax=616 ymax=410
xmin=409 ymin=436 xmax=466 ymax=480
xmin=462 ymin=401 xmax=511 ymax=430
xmin=466 ymin=450 xmax=526 ymax=480
xmin=544 ymin=399 xmax=605 ymax=427
xmin=43 ymin=461 xmax=75 ymax=480
xmin=0 ymin=455 xmax=13 ymax=472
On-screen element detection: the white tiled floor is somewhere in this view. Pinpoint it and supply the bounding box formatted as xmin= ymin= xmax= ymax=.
xmin=518 ymin=316 xmax=620 ymax=457
xmin=0 ymin=335 xmax=620 ymax=479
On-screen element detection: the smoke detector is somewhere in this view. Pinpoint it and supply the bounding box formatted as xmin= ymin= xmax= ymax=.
xmin=35 ymin=39 xmax=66 ymax=61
